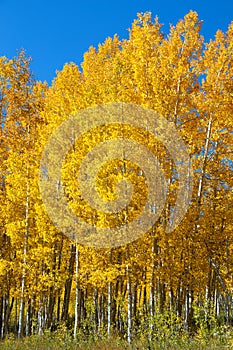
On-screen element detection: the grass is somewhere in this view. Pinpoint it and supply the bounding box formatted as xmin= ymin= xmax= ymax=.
xmin=0 ymin=332 xmax=233 ymax=350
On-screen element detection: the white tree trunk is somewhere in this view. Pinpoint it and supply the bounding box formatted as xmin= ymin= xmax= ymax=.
xmin=18 ymin=166 xmax=29 ymax=338
xmin=74 ymin=244 xmax=79 ymax=339
xmin=107 ymin=250 xmax=113 ymax=337
xmin=126 ymin=264 xmax=132 ymax=343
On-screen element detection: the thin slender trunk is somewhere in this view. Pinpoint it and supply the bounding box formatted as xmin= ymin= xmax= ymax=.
xmin=107 ymin=249 xmax=113 ymax=337
xmin=74 ymin=244 xmax=79 ymax=338
xmin=1 ymin=295 xmax=5 ymax=339
xmin=107 ymin=281 xmax=112 ymax=336
xmin=38 ymin=302 xmax=43 ymax=335
xmin=150 ymin=235 xmax=156 ymax=335
xmin=56 ymin=238 xmax=63 ymax=323
xmin=93 ymin=289 xmax=99 ymax=332
xmin=25 ymin=300 xmax=31 ymax=337
xmin=100 ymin=293 xmax=105 ymax=328
xmin=18 ymin=165 xmax=30 ymax=339
xmin=184 ymin=288 xmax=189 ymax=331
xmin=126 ymin=263 xmax=132 ymax=343
xmin=57 ymin=295 xmax=61 ymax=323
xmin=61 ymin=244 xmax=76 ymax=322
xmin=132 ymin=284 xmax=137 ymax=321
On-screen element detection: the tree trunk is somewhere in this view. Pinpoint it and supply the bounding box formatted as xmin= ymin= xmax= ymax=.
xmin=126 ymin=263 xmax=132 ymax=343
xmin=18 ymin=170 xmax=30 ymax=339
xmin=107 ymin=250 xmax=113 ymax=337
xmin=61 ymin=244 xmax=76 ymax=322
xmin=74 ymin=244 xmax=80 ymax=338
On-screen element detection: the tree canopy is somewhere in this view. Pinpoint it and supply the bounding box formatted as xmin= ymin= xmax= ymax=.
xmin=0 ymin=10 xmax=233 ymax=341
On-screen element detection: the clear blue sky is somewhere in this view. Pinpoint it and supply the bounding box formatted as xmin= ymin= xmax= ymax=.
xmin=0 ymin=0 xmax=232 ymax=84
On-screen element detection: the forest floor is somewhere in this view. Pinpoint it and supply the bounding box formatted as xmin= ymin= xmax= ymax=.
xmin=0 ymin=334 xmax=233 ymax=350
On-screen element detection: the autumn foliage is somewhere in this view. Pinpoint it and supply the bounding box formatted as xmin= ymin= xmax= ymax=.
xmin=0 ymin=11 xmax=233 ymax=342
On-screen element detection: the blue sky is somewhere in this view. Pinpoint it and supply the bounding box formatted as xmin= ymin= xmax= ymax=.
xmin=0 ymin=0 xmax=232 ymax=84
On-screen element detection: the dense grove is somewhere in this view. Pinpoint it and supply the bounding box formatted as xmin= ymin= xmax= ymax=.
xmin=0 ymin=11 xmax=233 ymax=343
